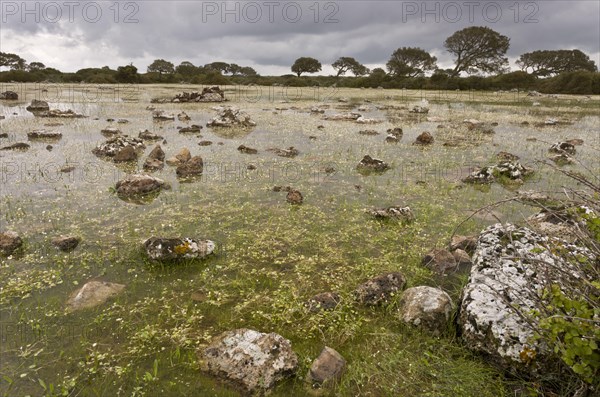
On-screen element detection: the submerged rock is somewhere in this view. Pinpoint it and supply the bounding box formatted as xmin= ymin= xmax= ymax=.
xmin=179 ymin=124 xmax=202 ymax=133
xmin=152 ymin=110 xmax=175 ymax=121
xmin=286 ymin=189 xmax=303 ymax=205
xmin=138 ymin=129 xmax=163 ymax=141
xmin=115 ymin=174 xmax=169 ymax=197
xmin=0 ymin=231 xmax=23 ymax=255
xmin=308 ymin=347 xmax=346 ymax=387
xmin=66 ymin=280 xmax=125 ymax=312
xmin=100 ymin=127 xmax=121 ymax=136
xmin=51 ymin=235 xmax=80 ymax=252
xmin=144 ymin=237 xmax=215 ymax=260
xmin=357 ymin=155 xmax=389 ymax=173
xmin=201 ymin=329 xmax=298 ymax=393
xmin=355 ymin=272 xmax=406 ymax=305
xmin=358 ymin=129 xmax=379 ymax=136
xmin=399 ymin=286 xmax=454 ymax=335
xmin=365 ymin=206 xmax=414 ymax=222
xmin=323 ymin=112 xmax=361 ymax=121
xmin=549 ymin=142 xmax=576 ymax=155
xmin=268 ymin=146 xmax=300 ymax=158
xmin=42 ymin=109 xmax=86 ymax=118
xmin=0 ymin=91 xmax=18 ymax=100
xmin=0 ymin=142 xmax=29 ymax=151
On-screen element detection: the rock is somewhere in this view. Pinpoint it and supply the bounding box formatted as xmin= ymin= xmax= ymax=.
xmin=421 ymin=249 xmax=457 ymax=273
xmin=268 ymin=147 xmax=299 ymax=158
xmin=549 ymin=142 xmax=576 ymax=155
xmin=458 ymin=223 xmax=595 ymax=373
xmin=51 ymin=236 xmax=80 ymax=252
xmin=323 ymin=112 xmax=361 ymax=121
xmin=0 ymin=132 xmax=7 ymax=138
xmin=410 ymin=104 xmax=429 ymax=114
xmin=355 ymin=116 xmax=381 ymax=124
xmin=387 ymin=127 xmax=403 ymax=138
xmin=0 ymin=231 xmax=23 ymax=255
xmin=0 ymin=142 xmax=29 ymax=151
xmin=307 ymin=292 xmax=340 ymax=312
xmin=399 ymin=286 xmax=454 ymax=335
xmin=46 ymin=145 xmax=53 ymax=151
xmin=286 ymin=189 xmax=303 ymax=205
xmin=358 ymin=129 xmax=379 ymax=136
xmin=452 ymin=249 xmax=472 ymax=266
xmin=565 ymin=138 xmax=583 ymax=146
xmin=365 ymin=206 xmax=414 ymax=222
xmin=166 ymin=148 xmax=191 ymax=165
xmin=549 ymin=153 xmax=574 ymax=165
xmin=237 ymin=144 xmax=258 ymax=154
xmin=100 ymin=127 xmax=121 ymax=136
xmin=207 ymin=106 xmax=256 ymax=128
xmin=247 ymin=164 xmax=257 ymax=170
xmin=462 ymin=166 xmax=495 ymax=184
xmin=414 ymin=131 xmax=434 ymax=145
xmin=163 ymin=87 xmax=226 ymax=103
xmin=449 ymin=235 xmax=477 ymax=254
xmin=143 ymin=145 xmax=165 ymax=171
xmin=494 ymin=161 xmax=534 ymax=182
xmin=544 ymin=118 xmax=557 ymax=125
xmin=176 ymin=156 xmax=203 ymax=177
xmin=179 ymin=124 xmax=202 ymax=133
xmin=26 ymin=129 xmax=62 ymax=141
xmin=198 ymin=140 xmax=213 ymax=146
xmin=496 ymin=151 xmax=519 ymax=161
xmin=117 ymin=118 xmax=129 ymax=124
xmin=40 ymin=109 xmax=86 ymax=118
xmin=92 ymin=136 xmax=145 ymax=158
xmin=0 ymin=91 xmax=18 ymax=100
xmin=385 ymin=134 xmax=400 ymax=143
xmin=113 ymin=146 xmax=138 ymax=162
xmin=60 ymin=165 xmax=76 ymax=173
xmin=144 ymin=237 xmax=215 ymax=260
xmin=201 ymin=329 xmax=298 ymax=393
xmin=115 ymin=174 xmax=169 ymax=197
xmin=177 ymin=111 xmax=191 ymax=121
xmin=527 ymin=90 xmax=543 ymax=97
xmin=138 ymin=129 xmax=163 ymax=141
xmin=26 ymin=99 xmax=50 ymax=112
xmin=355 ymin=272 xmax=406 ymax=305
xmin=308 ymin=347 xmax=346 ymax=387
xmin=525 ymin=206 xmax=589 ymax=241
xmin=356 ymin=155 xmax=389 ymax=173
xmin=66 ymin=280 xmax=125 ymax=312
xmin=152 ymin=110 xmax=175 ymax=120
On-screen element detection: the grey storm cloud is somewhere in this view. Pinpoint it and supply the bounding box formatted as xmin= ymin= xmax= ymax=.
xmin=1 ymin=0 xmax=598 ymax=74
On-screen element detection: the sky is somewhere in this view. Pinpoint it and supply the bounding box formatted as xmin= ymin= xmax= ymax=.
xmin=1 ymin=0 xmax=599 ymax=75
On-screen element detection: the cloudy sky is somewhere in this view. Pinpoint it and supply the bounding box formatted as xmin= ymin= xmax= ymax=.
xmin=1 ymin=0 xmax=599 ymax=75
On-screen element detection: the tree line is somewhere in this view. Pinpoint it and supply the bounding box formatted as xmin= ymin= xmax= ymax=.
xmin=1 ymin=26 xmax=598 ymax=94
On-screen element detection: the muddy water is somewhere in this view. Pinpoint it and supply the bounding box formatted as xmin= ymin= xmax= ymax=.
xmin=1 ymin=85 xmax=599 ymax=396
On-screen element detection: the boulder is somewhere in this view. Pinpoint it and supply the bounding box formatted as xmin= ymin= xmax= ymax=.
xmin=115 ymin=174 xmax=169 ymax=197
xmin=452 ymin=249 xmax=472 ymax=266
xmin=144 ymin=237 xmax=215 ymax=260
xmin=207 ymin=106 xmax=256 ymax=128
xmin=549 ymin=153 xmax=574 ymax=165
xmin=354 ymin=272 xmax=406 ymax=305
xmin=0 ymin=231 xmax=23 ymax=255
xmin=549 ymin=142 xmax=576 ymax=155
xmin=0 ymin=142 xmax=29 ymax=151
xmin=399 ymin=286 xmax=454 ymax=335
xmin=387 ymin=127 xmax=403 ymax=138
xmin=51 ymin=235 xmax=80 ymax=252
xmin=449 ymin=235 xmax=477 ymax=254
xmin=176 ymin=155 xmax=203 ymax=177
xmin=237 ymin=144 xmax=258 ymax=154
xmin=307 ymin=292 xmax=340 ymax=312
xmin=143 ymin=145 xmax=165 ymax=171
xmin=308 ymin=347 xmax=346 ymax=387
xmin=421 ymin=249 xmax=457 ymax=273
xmin=66 ymin=280 xmax=125 ymax=312
xmin=26 ymin=99 xmax=50 ymax=112
xmin=113 ymin=146 xmax=138 ymax=162
xmin=201 ymin=329 xmax=298 ymax=393
xmin=462 ymin=166 xmax=495 ymax=184
xmin=92 ymin=136 xmax=145 ymax=158
xmin=166 ymin=87 xmax=226 ymax=103
xmin=458 ymin=223 xmax=595 ymax=373
xmin=0 ymin=91 xmax=18 ymax=100
xmin=356 ymin=155 xmax=389 ymax=173
xmin=365 ymin=206 xmax=414 ymax=222
xmin=286 ymin=189 xmax=303 ymax=205
xmin=166 ymin=148 xmax=191 ymax=166
xmin=414 ymin=131 xmax=434 ymax=145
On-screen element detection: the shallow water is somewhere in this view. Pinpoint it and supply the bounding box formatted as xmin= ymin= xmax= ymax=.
xmin=1 ymin=84 xmax=599 ymax=396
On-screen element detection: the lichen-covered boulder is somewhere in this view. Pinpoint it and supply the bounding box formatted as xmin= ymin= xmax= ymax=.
xmin=200 ymin=328 xmax=298 ymax=393
xmin=459 ymin=223 xmax=594 ymax=373
xmin=143 ymin=237 xmax=215 ymax=261
xmin=207 ymin=106 xmax=256 ymax=128
xmin=398 ymin=286 xmax=454 ymax=335
xmin=93 ymin=136 xmax=145 ymax=158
